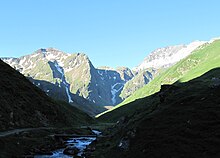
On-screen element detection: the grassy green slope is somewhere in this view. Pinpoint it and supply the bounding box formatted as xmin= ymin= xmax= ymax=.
xmin=97 ymin=40 xmax=220 ymax=119
xmin=93 ymin=68 xmax=220 ymax=158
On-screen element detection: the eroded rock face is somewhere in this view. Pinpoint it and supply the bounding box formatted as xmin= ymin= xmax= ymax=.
xmin=120 ymin=69 xmax=154 ymax=99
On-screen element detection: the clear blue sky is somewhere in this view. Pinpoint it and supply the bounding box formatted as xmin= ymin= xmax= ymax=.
xmin=0 ymin=0 xmax=219 ymax=68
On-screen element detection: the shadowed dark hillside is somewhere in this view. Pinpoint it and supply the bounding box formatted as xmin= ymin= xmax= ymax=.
xmin=93 ymin=68 xmax=220 ymax=158
xmin=0 ymin=59 xmax=93 ymax=131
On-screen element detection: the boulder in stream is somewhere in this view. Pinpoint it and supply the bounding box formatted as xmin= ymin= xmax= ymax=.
xmin=63 ymin=146 xmax=79 ymax=156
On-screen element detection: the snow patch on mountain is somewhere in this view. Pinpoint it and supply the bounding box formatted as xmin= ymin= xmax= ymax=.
xmin=53 ymin=61 xmax=73 ymax=103
xmin=111 ymin=83 xmax=124 ymax=104
xmin=134 ymin=41 xmax=206 ymax=70
xmin=31 ymin=53 xmax=39 ymax=58
xmin=19 ymin=57 xmax=26 ymax=66
xmin=54 ymin=61 xmax=64 ymax=79
xmin=208 ymin=37 xmax=220 ymax=44
xmin=26 ymin=60 xmax=35 ymax=70
xmin=65 ymin=86 xmax=73 ymax=103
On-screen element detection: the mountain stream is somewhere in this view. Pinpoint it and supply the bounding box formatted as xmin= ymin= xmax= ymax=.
xmin=34 ymin=130 xmax=101 ymax=158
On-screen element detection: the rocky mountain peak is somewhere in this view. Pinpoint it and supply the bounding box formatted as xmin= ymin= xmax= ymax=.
xmin=2 ymin=38 xmax=214 ymax=115
xmin=133 ymin=40 xmax=206 ymax=71
xmin=116 ymin=67 xmax=134 ymax=81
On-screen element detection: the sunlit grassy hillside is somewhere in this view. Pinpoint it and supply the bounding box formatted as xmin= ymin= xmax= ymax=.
xmin=97 ymin=40 xmax=220 ymax=118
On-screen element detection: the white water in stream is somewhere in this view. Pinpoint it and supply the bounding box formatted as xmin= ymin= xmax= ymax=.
xmin=34 ymin=130 xmax=101 ymax=158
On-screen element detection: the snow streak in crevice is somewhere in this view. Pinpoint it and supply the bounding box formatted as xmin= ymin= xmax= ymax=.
xmin=54 ymin=61 xmax=73 ymax=103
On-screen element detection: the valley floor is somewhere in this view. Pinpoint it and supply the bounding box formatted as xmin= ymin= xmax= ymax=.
xmin=0 ymin=123 xmax=113 ymax=158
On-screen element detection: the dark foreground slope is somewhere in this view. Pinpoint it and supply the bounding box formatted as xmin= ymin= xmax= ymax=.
xmin=0 ymin=59 xmax=93 ymax=131
xmin=93 ymin=68 xmax=220 ymax=158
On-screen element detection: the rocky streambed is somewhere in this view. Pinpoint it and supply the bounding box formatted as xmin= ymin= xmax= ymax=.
xmin=34 ymin=130 xmax=101 ymax=158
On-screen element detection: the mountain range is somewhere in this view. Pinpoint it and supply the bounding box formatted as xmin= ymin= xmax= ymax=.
xmin=2 ymin=38 xmax=216 ymax=115
xmin=97 ymin=38 xmax=220 ymax=119
xmin=1 ymin=37 xmax=220 ymax=157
